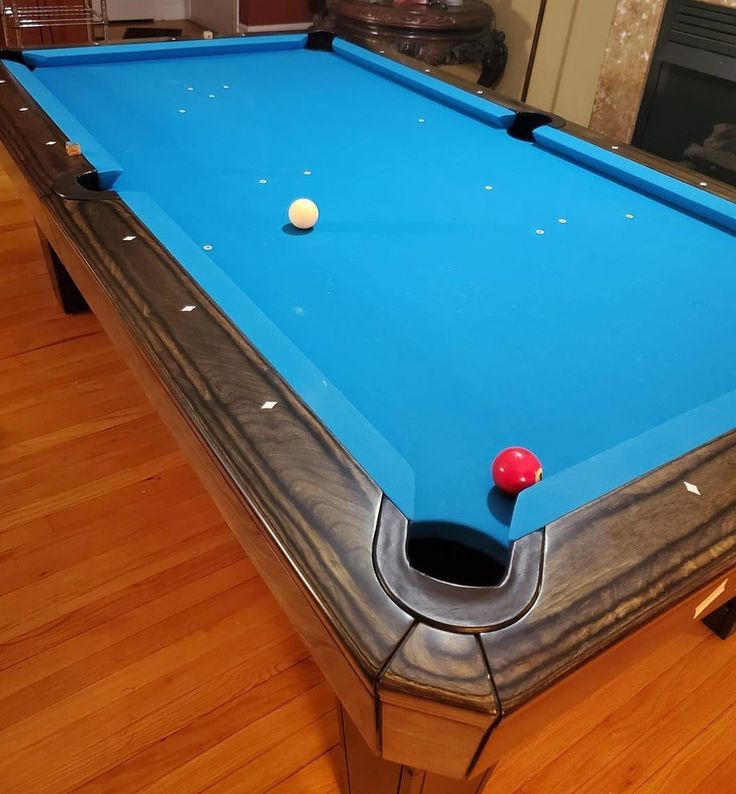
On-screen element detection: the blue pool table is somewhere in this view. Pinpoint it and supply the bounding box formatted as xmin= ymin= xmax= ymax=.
xmin=1 ymin=30 xmax=736 ymax=793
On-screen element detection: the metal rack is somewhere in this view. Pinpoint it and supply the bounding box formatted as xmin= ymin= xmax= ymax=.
xmin=1 ymin=1 xmax=108 ymax=46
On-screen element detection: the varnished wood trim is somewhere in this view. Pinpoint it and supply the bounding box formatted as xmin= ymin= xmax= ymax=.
xmin=380 ymin=623 xmax=498 ymax=714
xmin=0 ymin=64 xmax=94 ymax=199
xmin=483 ymin=430 xmax=736 ymax=715
xmin=33 ymin=195 xmax=414 ymax=758
xmin=341 ymin=703 xmax=495 ymax=792
xmin=474 ymin=560 xmax=736 ymax=775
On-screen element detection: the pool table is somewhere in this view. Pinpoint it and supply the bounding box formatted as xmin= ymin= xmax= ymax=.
xmin=1 ymin=31 xmax=736 ymax=793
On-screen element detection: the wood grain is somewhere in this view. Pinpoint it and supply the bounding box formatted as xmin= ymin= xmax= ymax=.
xmin=0 ymin=65 xmax=92 ymax=199
xmin=46 ymin=190 xmax=412 ymax=676
xmin=40 ymin=190 xmax=406 ymax=751
xmin=379 ymin=624 xmax=497 ymax=777
xmin=339 ymin=705 xmax=493 ymax=794
xmin=483 ymin=430 xmax=736 ymax=714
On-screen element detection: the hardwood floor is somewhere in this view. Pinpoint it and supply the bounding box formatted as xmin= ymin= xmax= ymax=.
xmin=0 ymin=169 xmax=342 ymax=792
xmin=1 ymin=166 xmax=736 ymax=792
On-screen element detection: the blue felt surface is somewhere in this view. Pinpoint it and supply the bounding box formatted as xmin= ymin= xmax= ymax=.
xmin=7 ymin=36 xmax=736 ymax=551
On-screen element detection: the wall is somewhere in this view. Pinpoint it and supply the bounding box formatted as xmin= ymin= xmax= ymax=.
xmin=492 ymin=0 xmax=545 ymax=100
xmin=489 ymin=0 xmax=618 ymax=127
xmin=105 ymin=0 xmax=187 ymax=21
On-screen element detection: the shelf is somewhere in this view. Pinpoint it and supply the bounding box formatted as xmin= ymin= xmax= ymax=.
xmin=2 ymin=0 xmax=108 ymax=44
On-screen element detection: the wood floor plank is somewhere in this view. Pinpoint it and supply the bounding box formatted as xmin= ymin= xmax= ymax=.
xmin=0 ymin=552 xmax=250 ymax=694
xmin=0 ymin=572 xmax=261 ymax=730
xmin=0 ymin=335 xmax=113 ymax=394
xmin=0 ymin=404 xmax=152 ymax=465
xmin=518 ymin=630 xmax=736 ymax=794
xmin=0 ymin=446 xmax=184 ymax=531
xmin=78 ymin=658 xmax=326 ymax=793
xmin=142 ymin=683 xmax=337 ymax=794
xmin=1 ymin=489 xmax=214 ymax=596
xmin=634 ymin=698 xmax=736 ymax=793
xmin=0 ymin=516 xmax=54 ymax=556
xmin=266 ymin=746 xmax=344 ymax=794
xmin=689 ymin=746 xmax=736 ymax=794
xmin=570 ymin=639 xmax=736 ymax=794
xmin=0 ymin=602 xmax=300 ymax=792
xmin=489 ymin=620 xmax=712 ymax=792
xmin=0 ymin=514 xmax=227 ymax=643
xmin=206 ymin=707 xmax=340 ymax=794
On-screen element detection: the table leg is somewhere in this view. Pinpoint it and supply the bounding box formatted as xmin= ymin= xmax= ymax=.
xmin=703 ymin=596 xmax=736 ymax=639
xmin=338 ymin=705 xmax=493 ymax=794
xmin=36 ymin=223 xmax=89 ymax=314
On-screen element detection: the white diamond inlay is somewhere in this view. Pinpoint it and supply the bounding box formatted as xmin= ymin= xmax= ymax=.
xmin=123 ymin=235 xmax=136 ymax=242
xmin=181 ymin=305 xmax=196 ymax=313
xmin=684 ymin=482 xmax=701 ymax=496
xmin=261 ymin=401 xmax=278 ymax=410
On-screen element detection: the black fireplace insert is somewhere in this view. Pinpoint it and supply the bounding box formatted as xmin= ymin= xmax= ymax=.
xmin=633 ymin=0 xmax=736 ymax=187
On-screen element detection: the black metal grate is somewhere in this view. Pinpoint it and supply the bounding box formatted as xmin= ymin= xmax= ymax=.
xmin=669 ymin=0 xmax=736 ymax=56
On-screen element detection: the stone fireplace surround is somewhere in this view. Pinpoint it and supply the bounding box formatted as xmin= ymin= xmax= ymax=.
xmin=590 ymin=0 xmax=736 ymax=142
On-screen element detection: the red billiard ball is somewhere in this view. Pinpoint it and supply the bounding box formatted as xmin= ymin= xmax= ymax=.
xmin=492 ymin=447 xmax=543 ymax=496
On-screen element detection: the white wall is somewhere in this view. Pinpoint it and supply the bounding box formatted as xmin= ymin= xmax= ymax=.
xmin=483 ymin=0 xmax=618 ymax=127
xmin=527 ymin=0 xmax=617 ymax=126
xmin=492 ymin=0 xmax=545 ymax=101
xmin=105 ymin=0 xmax=188 ymax=21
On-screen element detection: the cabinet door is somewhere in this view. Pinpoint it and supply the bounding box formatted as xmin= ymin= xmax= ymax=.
xmin=240 ymin=0 xmax=316 ymax=27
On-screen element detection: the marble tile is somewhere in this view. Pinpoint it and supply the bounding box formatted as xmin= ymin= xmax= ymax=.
xmin=589 ymin=0 xmax=736 ymax=142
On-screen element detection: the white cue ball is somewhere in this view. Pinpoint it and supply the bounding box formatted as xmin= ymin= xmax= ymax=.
xmin=289 ymin=198 xmax=319 ymax=230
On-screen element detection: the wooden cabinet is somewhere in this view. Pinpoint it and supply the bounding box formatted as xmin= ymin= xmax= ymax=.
xmin=239 ymin=0 xmax=316 ymax=28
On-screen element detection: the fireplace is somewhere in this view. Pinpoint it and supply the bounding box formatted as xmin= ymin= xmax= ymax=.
xmin=632 ymin=0 xmax=736 ymax=186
